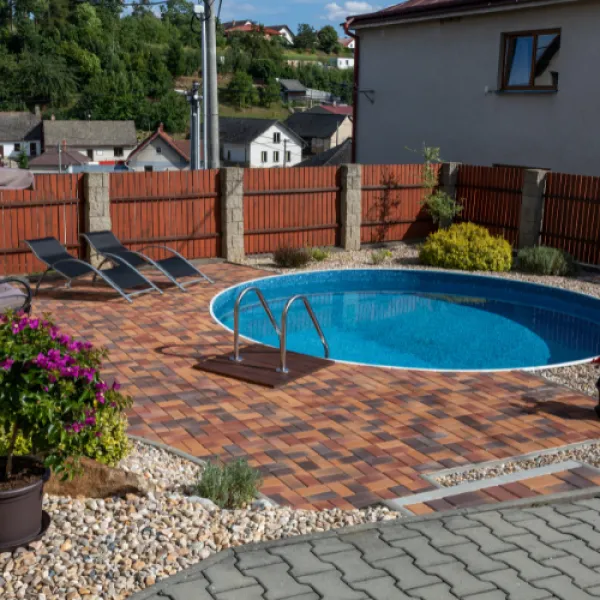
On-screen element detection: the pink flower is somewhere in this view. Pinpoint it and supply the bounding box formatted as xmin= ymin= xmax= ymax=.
xmin=0 ymin=358 xmax=14 ymax=371
xmin=112 ymin=380 xmax=121 ymax=391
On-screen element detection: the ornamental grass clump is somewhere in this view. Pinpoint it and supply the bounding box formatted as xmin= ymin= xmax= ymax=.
xmin=516 ymin=246 xmax=576 ymax=276
xmin=0 ymin=311 xmax=132 ymax=481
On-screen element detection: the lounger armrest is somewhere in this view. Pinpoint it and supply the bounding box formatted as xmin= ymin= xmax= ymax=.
xmin=0 ymin=277 xmax=32 ymax=313
xmin=96 ymin=252 xmax=147 ymax=273
xmin=137 ymin=244 xmax=187 ymax=261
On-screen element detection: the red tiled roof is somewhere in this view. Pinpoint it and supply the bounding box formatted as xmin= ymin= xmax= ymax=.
xmin=225 ymin=24 xmax=282 ymax=36
xmin=350 ymin=0 xmax=564 ymax=26
xmin=320 ymin=105 xmax=353 ymax=116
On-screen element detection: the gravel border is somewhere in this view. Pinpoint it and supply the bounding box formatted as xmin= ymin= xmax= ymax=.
xmin=242 ymin=242 xmax=600 ymax=397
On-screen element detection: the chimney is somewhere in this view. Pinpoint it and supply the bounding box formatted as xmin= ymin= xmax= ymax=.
xmin=51 ymin=114 xmax=56 ymax=121
xmin=34 ymin=105 xmax=41 ymax=118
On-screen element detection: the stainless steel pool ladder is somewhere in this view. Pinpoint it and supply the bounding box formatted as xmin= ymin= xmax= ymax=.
xmin=230 ymin=287 xmax=329 ymax=374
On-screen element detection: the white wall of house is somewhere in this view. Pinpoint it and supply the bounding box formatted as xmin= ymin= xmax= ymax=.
xmin=277 ymin=28 xmax=294 ymax=45
xmin=309 ymin=117 xmax=354 ymax=154
xmin=355 ymin=1 xmax=600 ymax=176
xmin=0 ymin=140 xmax=41 ymax=159
xmin=330 ymin=57 xmax=355 ymax=70
xmin=128 ymin=138 xmax=189 ymax=172
xmin=249 ymin=124 xmax=302 ymax=167
xmin=73 ymin=146 xmax=135 ymax=163
xmin=222 ymin=142 xmax=248 ymax=165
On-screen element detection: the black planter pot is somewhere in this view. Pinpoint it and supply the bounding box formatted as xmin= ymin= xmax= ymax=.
xmin=0 ymin=456 xmax=51 ymax=552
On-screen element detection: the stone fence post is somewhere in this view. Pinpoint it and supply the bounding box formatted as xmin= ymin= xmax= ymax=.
xmin=518 ymin=169 xmax=548 ymax=249
xmin=340 ymin=164 xmax=362 ymax=251
xmin=83 ymin=173 xmax=111 ymax=266
xmin=220 ymin=167 xmax=245 ymax=263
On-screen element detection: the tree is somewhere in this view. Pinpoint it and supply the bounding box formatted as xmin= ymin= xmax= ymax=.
xmin=260 ymin=79 xmax=281 ymax=108
xmin=226 ymin=71 xmax=258 ymax=109
xmin=166 ymin=37 xmax=185 ymax=77
xmin=317 ymin=26 xmax=339 ymax=54
xmin=294 ymin=24 xmax=317 ymax=51
xmin=17 ymin=151 xmax=28 ymax=169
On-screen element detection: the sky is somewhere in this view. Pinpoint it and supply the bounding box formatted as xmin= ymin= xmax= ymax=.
xmin=218 ymin=0 xmax=384 ymax=33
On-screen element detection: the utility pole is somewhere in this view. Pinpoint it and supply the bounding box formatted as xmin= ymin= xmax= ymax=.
xmin=204 ymin=0 xmax=220 ymax=168
xmin=188 ymin=82 xmax=201 ymax=170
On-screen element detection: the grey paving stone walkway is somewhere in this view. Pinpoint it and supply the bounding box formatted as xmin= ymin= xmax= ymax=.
xmin=133 ymin=493 xmax=600 ymax=600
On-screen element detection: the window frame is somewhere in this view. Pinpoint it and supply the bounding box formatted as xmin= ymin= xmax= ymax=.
xmin=286 ymin=151 xmax=291 ymax=163
xmin=273 ymin=132 xmax=281 ymax=144
xmin=14 ymin=143 xmax=20 ymax=152
xmin=114 ymin=147 xmax=124 ymax=158
xmin=273 ymin=150 xmax=280 ymax=163
xmin=87 ymin=149 xmax=94 ymax=159
xmin=261 ymin=151 xmax=268 ymax=163
xmin=500 ymin=28 xmax=561 ymax=92
xmin=156 ymin=146 xmax=162 ymax=154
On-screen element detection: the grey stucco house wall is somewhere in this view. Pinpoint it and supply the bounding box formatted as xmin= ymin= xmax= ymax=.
xmin=350 ymin=0 xmax=600 ymax=176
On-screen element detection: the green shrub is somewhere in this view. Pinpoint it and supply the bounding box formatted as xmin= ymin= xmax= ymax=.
xmin=194 ymin=459 xmax=262 ymax=509
xmin=419 ymin=222 xmax=512 ymax=272
xmin=516 ymin=246 xmax=575 ymax=276
xmin=310 ymin=247 xmax=330 ymax=262
xmin=273 ymin=246 xmax=312 ymax=268
xmin=371 ymin=249 xmax=393 ymax=265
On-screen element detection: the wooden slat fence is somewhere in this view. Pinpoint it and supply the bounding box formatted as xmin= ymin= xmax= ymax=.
xmin=456 ymin=165 xmax=524 ymax=245
xmin=243 ymin=167 xmax=340 ymax=254
xmin=360 ymin=164 xmax=434 ymax=244
xmin=541 ymin=172 xmax=600 ymax=264
xmin=0 ymin=174 xmax=84 ymax=275
xmin=109 ymin=170 xmax=221 ymax=261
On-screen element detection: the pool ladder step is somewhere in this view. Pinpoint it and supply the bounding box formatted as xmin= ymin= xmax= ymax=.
xmin=230 ymin=286 xmax=329 ymax=374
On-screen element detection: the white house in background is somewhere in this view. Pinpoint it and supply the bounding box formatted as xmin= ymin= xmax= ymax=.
xmin=126 ymin=124 xmax=191 ymax=172
xmin=348 ymin=0 xmax=600 ymax=176
xmin=220 ymin=117 xmax=303 ymax=168
xmin=43 ymin=120 xmax=137 ymax=164
xmin=341 ymin=37 xmax=356 ymax=50
xmin=0 ymin=112 xmax=42 ymax=163
xmin=267 ymin=24 xmax=295 ymax=45
xmin=329 ymin=57 xmax=355 ymax=70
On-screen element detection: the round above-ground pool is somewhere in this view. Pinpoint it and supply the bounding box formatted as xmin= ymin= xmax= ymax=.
xmin=210 ymin=269 xmax=600 ymax=371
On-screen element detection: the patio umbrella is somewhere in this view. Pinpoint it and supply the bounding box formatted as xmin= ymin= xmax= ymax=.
xmin=0 ymin=167 xmax=34 ymax=190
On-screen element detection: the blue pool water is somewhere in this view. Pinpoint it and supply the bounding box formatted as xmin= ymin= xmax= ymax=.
xmin=210 ymin=270 xmax=600 ymax=371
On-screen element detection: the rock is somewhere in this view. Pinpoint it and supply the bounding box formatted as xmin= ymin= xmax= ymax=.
xmin=187 ymin=496 xmax=219 ymax=511
xmin=251 ymin=498 xmax=276 ymax=511
xmin=45 ymin=458 xmax=151 ymax=498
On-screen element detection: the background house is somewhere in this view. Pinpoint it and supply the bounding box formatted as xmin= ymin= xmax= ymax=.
xmin=0 ymin=112 xmax=42 ymax=163
xmin=297 ymin=139 xmax=353 ymax=167
xmin=349 ymin=0 xmax=600 ymax=175
xmin=126 ymin=124 xmax=191 ymax=172
xmin=220 ymin=117 xmax=303 ymax=168
xmin=43 ymin=120 xmax=137 ymax=164
xmin=279 ymin=79 xmax=308 ymax=104
xmin=341 ymin=37 xmax=356 ymax=50
xmin=29 ymin=147 xmax=91 ymax=174
xmin=285 ymin=111 xmax=352 ymax=155
xmin=267 ymin=25 xmax=295 ymax=45
xmin=329 ymin=57 xmax=355 ymax=70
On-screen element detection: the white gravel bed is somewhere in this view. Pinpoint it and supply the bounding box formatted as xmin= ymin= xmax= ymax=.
xmin=243 ymin=243 xmax=600 ymax=398
xmin=0 ymin=441 xmax=399 ymax=600
xmin=436 ymin=442 xmax=600 ymax=488
xmin=119 ymin=440 xmax=202 ymax=493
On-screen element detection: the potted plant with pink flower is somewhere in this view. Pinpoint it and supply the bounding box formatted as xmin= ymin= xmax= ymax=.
xmin=0 ymin=311 xmax=131 ymax=551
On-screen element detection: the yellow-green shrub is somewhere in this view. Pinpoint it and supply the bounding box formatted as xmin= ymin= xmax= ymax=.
xmin=419 ymin=223 xmax=512 ymax=272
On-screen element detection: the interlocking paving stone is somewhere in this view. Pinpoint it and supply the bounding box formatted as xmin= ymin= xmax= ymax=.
xmin=480 ymin=568 xmax=549 ymax=600
xmin=339 ymin=531 xmax=405 ymax=562
xmin=204 ymin=559 xmax=258 ymax=593
xmin=245 ymin=563 xmax=314 ymax=600
xmin=407 ymin=582 xmax=458 ymax=599
xmin=443 ymin=515 xmax=481 ymax=531
xmin=270 ymin=543 xmax=334 ymax=577
xmin=457 ymin=526 xmax=517 ymax=555
xmin=318 ymin=549 xmax=386 ymax=583
xmin=374 ymin=555 xmax=441 ymax=590
xmin=490 ymin=550 xmax=559 ymax=582
xmin=560 ymin=524 xmax=600 ymax=549
xmin=524 ymin=505 xmax=582 ymax=529
xmin=404 ymin=520 xmax=470 ymax=547
xmin=469 ymin=512 xmax=529 ymax=538
xmin=167 ymin=577 xmax=214 ymax=600
xmin=311 ymin=537 xmax=355 ymax=556
xmin=516 ymin=517 xmax=576 ymax=545
xmin=502 ymin=533 xmax=567 ymax=561
xmin=441 ymin=543 xmax=507 ymax=575
xmin=461 ymin=593 xmax=508 ymax=600
xmin=565 ymin=509 xmax=600 ymax=530
xmin=297 ymin=570 xmax=367 ymax=600
xmin=422 ymin=562 xmax=496 ymax=597
xmin=531 ymin=575 xmax=600 ymax=599
xmin=553 ymin=539 xmax=600 ymax=568
xmin=379 ymin=526 xmax=422 ymax=543
xmin=542 ymin=555 xmax=600 ymax=587
xmin=236 ymin=550 xmax=284 ymax=571
xmin=389 ymin=536 xmax=455 ymax=568
xmin=215 ymin=585 xmax=267 ymax=600
xmin=351 ymin=576 xmax=414 ymax=600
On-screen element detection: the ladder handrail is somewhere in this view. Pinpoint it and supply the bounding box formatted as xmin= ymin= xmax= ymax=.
xmin=279 ymin=294 xmax=329 ymax=374
xmin=231 ymin=286 xmax=281 ymax=363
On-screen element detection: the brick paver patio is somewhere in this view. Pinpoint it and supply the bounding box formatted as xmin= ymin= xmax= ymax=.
xmin=133 ymin=492 xmax=600 ymax=600
xmin=35 ymin=262 xmax=600 ymax=510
